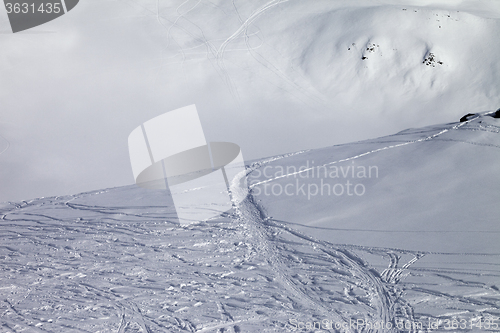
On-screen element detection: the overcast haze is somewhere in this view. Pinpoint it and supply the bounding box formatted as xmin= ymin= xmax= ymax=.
xmin=0 ymin=1 xmax=499 ymax=331
xmin=1 ymin=0 xmax=499 ymax=202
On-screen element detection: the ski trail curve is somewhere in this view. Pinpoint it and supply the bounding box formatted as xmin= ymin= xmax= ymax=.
xmin=0 ymin=134 xmax=10 ymax=157
xmin=249 ymin=114 xmax=483 ymax=189
xmin=227 ymin=117 xmax=485 ymax=332
xmin=235 ymin=195 xmax=349 ymax=325
xmin=230 ymin=164 xmax=420 ymax=332
xmin=216 ymin=0 xmax=289 ymax=100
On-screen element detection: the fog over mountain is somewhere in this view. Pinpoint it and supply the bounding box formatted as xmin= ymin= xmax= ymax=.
xmin=0 ymin=1 xmax=499 ymax=332
xmin=0 ymin=0 xmax=499 ymax=202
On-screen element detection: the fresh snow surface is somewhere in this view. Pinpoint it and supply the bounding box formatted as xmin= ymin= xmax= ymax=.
xmin=0 ymin=112 xmax=499 ymax=332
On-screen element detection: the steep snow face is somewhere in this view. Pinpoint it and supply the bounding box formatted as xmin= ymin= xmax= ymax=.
xmin=150 ymin=0 xmax=500 ymax=151
xmin=1 ymin=0 xmax=500 ymax=203
xmin=1 ymin=113 xmax=499 ymax=332
xmin=249 ymin=112 xmax=500 ymax=253
xmin=272 ymin=5 xmax=500 ymax=114
xmin=243 ymin=111 xmax=500 ymax=328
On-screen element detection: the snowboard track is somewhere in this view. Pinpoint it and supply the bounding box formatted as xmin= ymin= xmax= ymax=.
xmin=0 ymin=114 xmax=498 ymax=332
xmin=236 ymin=162 xmax=425 ymax=333
xmin=235 ymin=113 xmax=500 ymax=332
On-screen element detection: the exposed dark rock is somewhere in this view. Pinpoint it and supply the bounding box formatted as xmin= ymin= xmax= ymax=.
xmin=423 ymin=52 xmax=443 ymax=67
xmin=489 ymin=109 xmax=500 ymax=119
xmin=460 ymin=113 xmax=476 ymax=122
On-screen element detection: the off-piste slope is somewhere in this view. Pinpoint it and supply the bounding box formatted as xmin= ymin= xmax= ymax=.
xmin=154 ymin=0 xmax=500 ymax=148
xmin=0 ymin=187 xmax=415 ymax=332
xmin=2 ymin=0 xmax=500 ymax=203
xmin=244 ymin=110 xmax=500 ymax=329
xmin=247 ymin=111 xmax=500 ymax=253
xmin=0 ymin=112 xmax=499 ymax=332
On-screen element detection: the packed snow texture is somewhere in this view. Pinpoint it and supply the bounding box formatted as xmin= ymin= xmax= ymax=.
xmin=0 ymin=112 xmax=498 ymax=332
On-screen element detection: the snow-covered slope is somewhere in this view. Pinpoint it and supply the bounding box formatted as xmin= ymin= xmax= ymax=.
xmin=248 ymin=111 xmax=500 ymax=253
xmin=1 ymin=111 xmax=498 ymax=332
xmin=1 ymin=0 xmax=500 ymax=202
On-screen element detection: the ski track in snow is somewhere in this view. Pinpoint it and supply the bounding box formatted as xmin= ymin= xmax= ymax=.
xmin=215 ymin=0 xmax=289 ymax=100
xmin=0 ymin=135 xmax=9 ymax=157
xmin=248 ymin=112 xmax=496 ymax=189
xmin=235 ymin=158 xmax=422 ymax=332
xmin=0 ymin=115 xmax=499 ymax=332
xmin=236 ymin=112 xmax=500 ymax=332
xmin=149 ymin=0 xmax=321 ymax=106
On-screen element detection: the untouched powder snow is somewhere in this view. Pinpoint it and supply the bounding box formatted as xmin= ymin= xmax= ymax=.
xmin=0 ymin=111 xmax=498 ymax=332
